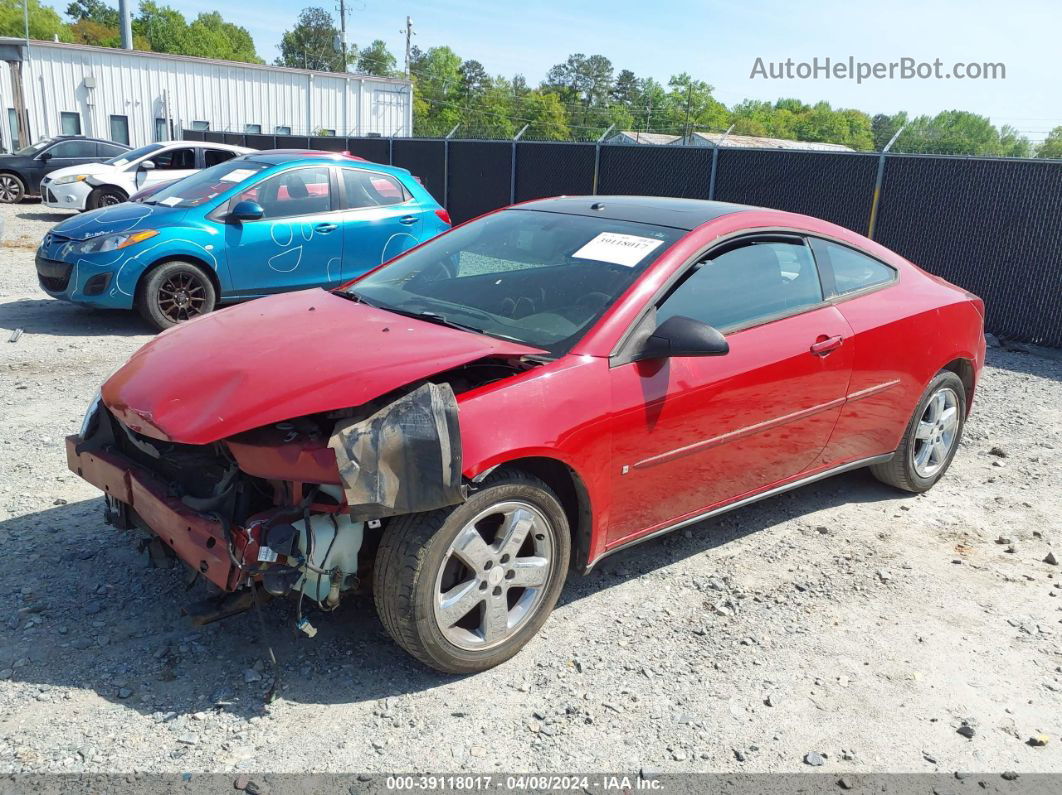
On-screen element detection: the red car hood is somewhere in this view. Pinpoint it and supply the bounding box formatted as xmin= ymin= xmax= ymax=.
xmin=102 ymin=289 xmax=543 ymax=444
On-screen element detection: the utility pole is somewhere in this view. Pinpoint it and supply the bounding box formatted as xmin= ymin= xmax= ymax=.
xmin=338 ymin=0 xmax=348 ymax=68
xmin=682 ymin=81 xmax=693 ymax=144
xmin=22 ymin=0 xmax=28 ymax=41
xmin=118 ymin=0 xmax=133 ymax=50
xmin=402 ymin=16 xmax=414 ymax=77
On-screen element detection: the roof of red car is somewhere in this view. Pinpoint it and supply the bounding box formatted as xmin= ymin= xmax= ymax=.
xmin=511 ymin=196 xmax=756 ymax=230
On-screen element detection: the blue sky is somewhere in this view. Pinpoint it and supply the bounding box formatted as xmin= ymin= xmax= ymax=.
xmin=168 ymin=0 xmax=1059 ymax=141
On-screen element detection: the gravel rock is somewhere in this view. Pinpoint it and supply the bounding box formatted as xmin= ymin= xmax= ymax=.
xmin=804 ymin=751 xmax=826 ymax=766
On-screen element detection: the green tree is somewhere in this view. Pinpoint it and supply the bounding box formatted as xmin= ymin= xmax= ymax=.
xmin=184 ymin=12 xmax=260 ymax=63
xmin=1037 ymin=126 xmax=1062 ymax=159
xmin=895 ymin=111 xmax=1025 ymax=156
xmin=998 ymin=124 xmax=1031 ymax=158
xmin=66 ymin=0 xmax=117 ymax=25
xmin=520 ymin=90 xmax=570 ymax=140
xmin=544 ymin=53 xmax=614 ymax=133
xmin=410 ymin=45 xmax=463 ymax=136
xmin=871 ymin=111 xmax=907 ymax=150
xmin=356 ymin=39 xmax=396 ymax=76
xmin=0 ymin=0 xmax=72 ymax=40
xmin=275 ymin=6 xmax=347 ymax=72
xmin=664 ymin=73 xmax=729 ymax=137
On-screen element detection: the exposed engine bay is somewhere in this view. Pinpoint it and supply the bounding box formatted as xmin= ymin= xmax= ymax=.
xmin=69 ymin=355 xmax=534 ymax=639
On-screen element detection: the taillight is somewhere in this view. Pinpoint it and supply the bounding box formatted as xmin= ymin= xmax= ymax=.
xmin=435 ymin=208 xmax=452 ymax=226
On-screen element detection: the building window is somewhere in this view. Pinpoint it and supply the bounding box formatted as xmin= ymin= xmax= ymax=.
xmin=60 ymin=111 xmax=82 ymax=135
xmin=154 ymin=118 xmax=168 ymax=142
xmin=191 ymin=120 xmax=210 ymax=131
xmin=109 ymin=115 xmax=130 ymax=145
xmin=274 ymin=126 xmax=291 ymax=135
xmin=244 ymin=123 xmax=262 ymax=134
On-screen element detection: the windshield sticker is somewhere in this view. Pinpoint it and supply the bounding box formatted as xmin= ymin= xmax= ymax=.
xmin=572 ymin=232 xmax=664 ymax=267
xmin=220 ymin=168 xmax=257 ymax=183
xmin=159 ymin=196 xmax=182 ymax=206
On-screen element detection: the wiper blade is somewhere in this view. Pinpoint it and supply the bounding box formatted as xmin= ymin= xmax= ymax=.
xmin=386 ymin=307 xmax=485 ymax=334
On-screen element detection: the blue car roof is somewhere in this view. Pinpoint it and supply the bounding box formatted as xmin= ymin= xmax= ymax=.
xmin=238 ymin=149 xmax=412 ymax=177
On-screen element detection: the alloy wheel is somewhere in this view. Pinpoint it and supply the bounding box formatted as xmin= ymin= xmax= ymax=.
xmin=912 ymin=386 xmax=960 ymax=478
xmin=157 ymin=271 xmax=208 ymax=323
xmin=100 ymin=192 xmax=122 ymax=206
xmin=0 ymin=175 xmax=21 ymax=202
xmin=433 ymin=500 xmax=556 ymax=651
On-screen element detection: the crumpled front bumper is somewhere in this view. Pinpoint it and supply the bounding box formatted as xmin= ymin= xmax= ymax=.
xmin=65 ymin=434 xmax=239 ymax=590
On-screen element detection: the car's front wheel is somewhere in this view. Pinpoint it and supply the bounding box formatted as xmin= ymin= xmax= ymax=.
xmin=0 ymin=173 xmax=25 ymax=203
xmin=871 ymin=370 xmax=966 ymax=493
xmin=374 ymin=471 xmax=570 ymax=674
xmin=87 ymin=186 xmax=127 ymax=210
xmin=136 ymin=260 xmax=217 ymax=331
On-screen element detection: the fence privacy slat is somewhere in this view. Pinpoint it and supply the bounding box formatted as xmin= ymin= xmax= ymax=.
xmin=187 ymin=130 xmax=1062 ymax=346
xmin=715 ymin=149 xmax=879 ymax=233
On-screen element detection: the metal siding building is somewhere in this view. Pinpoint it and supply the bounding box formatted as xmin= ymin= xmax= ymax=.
xmin=0 ymin=38 xmax=413 ymax=152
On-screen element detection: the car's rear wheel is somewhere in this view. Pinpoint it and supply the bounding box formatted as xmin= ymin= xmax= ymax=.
xmin=374 ymin=471 xmax=570 ymax=674
xmin=0 ymin=173 xmax=25 ymax=203
xmin=871 ymin=370 xmax=966 ymax=493
xmin=88 ymin=186 xmax=127 ymax=210
xmin=136 ymin=261 xmax=217 ymax=331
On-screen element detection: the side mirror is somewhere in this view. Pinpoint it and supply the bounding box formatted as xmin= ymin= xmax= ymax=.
xmin=634 ymin=315 xmax=729 ymax=361
xmin=139 ymin=160 xmax=156 ymax=170
xmin=39 ymin=151 xmax=51 ymax=162
xmin=230 ymin=200 xmax=264 ymax=221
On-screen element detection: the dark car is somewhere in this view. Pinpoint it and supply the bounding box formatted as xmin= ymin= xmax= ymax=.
xmin=0 ymin=136 xmax=130 ymax=203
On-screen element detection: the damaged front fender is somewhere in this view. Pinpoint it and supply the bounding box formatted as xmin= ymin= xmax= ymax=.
xmin=329 ymin=382 xmax=464 ymax=521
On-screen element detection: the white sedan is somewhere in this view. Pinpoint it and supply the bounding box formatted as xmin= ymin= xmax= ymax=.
xmin=41 ymin=140 xmax=253 ymax=212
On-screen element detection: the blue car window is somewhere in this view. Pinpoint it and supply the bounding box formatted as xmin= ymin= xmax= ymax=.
xmin=235 ymin=167 xmax=333 ymax=219
xmin=343 ymin=169 xmax=408 ymax=208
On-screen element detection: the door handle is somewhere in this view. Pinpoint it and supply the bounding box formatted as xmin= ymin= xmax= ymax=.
xmin=810 ymin=335 xmax=844 ymax=356
xmin=315 ymin=223 xmax=338 ymax=233
xmin=399 ymin=215 xmax=418 ymax=225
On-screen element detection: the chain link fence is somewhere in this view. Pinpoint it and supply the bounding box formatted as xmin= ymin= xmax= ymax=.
xmin=183 ymin=129 xmax=1062 ymax=346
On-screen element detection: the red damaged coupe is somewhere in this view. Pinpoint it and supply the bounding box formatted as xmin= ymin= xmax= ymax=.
xmin=68 ymin=196 xmax=986 ymax=673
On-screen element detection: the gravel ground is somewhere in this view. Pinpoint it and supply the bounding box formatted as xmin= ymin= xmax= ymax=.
xmin=1 ymin=201 xmax=1060 ymax=776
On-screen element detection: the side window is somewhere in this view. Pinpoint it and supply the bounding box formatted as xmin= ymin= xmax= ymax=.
xmin=812 ymin=239 xmax=896 ymax=295
xmin=204 ymin=149 xmax=237 ymax=167
xmin=234 ymin=167 xmax=333 ymax=219
xmin=658 ymin=239 xmax=823 ymax=331
xmin=342 ymin=169 xmax=408 ymax=208
xmin=48 ymin=140 xmax=96 ymax=158
xmin=153 ymin=147 xmax=196 ymax=170
xmin=97 ymin=142 xmax=128 ymax=157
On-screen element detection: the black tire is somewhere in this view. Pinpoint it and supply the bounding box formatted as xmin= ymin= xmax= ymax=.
xmin=374 ymin=470 xmax=571 ymax=674
xmin=0 ymin=172 xmax=25 ymax=203
xmin=87 ymin=186 xmax=127 ymax=210
xmin=136 ymin=260 xmax=217 ymax=331
xmin=871 ymin=370 xmax=966 ymax=493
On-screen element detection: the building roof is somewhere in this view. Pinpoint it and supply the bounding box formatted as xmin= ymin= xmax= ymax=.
xmin=510 ymin=196 xmax=755 ymax=230
xmin=685 ymin=132 xmax=855 ymax=152
xmin=607 ymin=131 xmax=682 ymax=146
xmin=0 ymin=38 xmax=411 ymax=87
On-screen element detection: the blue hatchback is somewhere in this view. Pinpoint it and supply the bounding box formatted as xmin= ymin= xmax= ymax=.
xmin=35 ymin=150 xmax=451 ymax=329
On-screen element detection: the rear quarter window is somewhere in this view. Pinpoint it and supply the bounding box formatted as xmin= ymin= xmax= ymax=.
xmin=812 ymin=239 xmax=897 ymax=296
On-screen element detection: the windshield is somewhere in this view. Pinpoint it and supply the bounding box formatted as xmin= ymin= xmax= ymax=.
xmin=143 ymin=160 xmax=268 ymax=208
xmin=106 ymin=143 xmax=163 ymax=167
xmin=347 ymin=209 xmax=683 ymax=355
xmin=15 ymin=138 xmax=55 ymax=156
